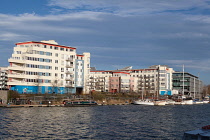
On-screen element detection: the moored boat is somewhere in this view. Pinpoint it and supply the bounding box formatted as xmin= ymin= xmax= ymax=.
xmin=174 ymin=101 xmax=185 ymax=105
xmin=154 ymin=100 xmax=166 ymax=106
xmin=165 ymin=99 xmax=175 ymax=105
xmin=203 ymin=96 xmax=209 ymax=103
xmin=193 ymin=99 xmax=204 ymax=104
xmin=133 ymin=99 xmax=154 ymax=105
xmin=203 ymin=100 xmax=209 ymax=104
xmin=63 ymin=100 xmax=97 ymax=107
xmin=183 ymin=99 xmax=193 ymax=105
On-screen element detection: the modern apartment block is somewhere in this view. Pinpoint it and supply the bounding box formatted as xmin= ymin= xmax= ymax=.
xmin=0 ymin=67 xmax=8 ymax=90
xmin=8 ymin=40 xmax=90 ymax=94
xmin=89 ymin=65 xmax=174 ymax=95
xmin=172 ymin=72 xmax=202 ymax=98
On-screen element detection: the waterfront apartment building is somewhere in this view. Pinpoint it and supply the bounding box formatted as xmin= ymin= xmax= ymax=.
xmin=172 ymin=72 xmax=202 ymax=98
xmin=89 ymin=65 xmax=174 ymax=96
xmin=0 ymin=67 xmax=8 ymax=90
xmin=8 ymin=40 xmax=90 ymax=94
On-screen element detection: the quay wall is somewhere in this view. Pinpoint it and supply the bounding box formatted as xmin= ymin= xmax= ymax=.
xmin=96 ymin=99 xmax=131 ymax=105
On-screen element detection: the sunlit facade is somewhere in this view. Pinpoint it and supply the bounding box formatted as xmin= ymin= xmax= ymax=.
xmin=8 ymin=40 xmax=90 ymax=94
xmin=89 ymin=65 xmax=174 ymax=95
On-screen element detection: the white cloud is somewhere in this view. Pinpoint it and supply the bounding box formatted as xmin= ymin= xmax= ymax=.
xmin=0 ymin=32 xmax=29 ymax=41
xmin=48 ymin=0 xmax=210 ymax=16
xmin=164 ymin=59 xmax=210 ymax=72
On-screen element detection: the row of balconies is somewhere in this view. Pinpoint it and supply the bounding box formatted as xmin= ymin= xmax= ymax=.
xmin=9 ymin=57 xmax=75 ymax=64
xmin=138 ymin=87 xmax=155 ymax=90
xmin=0 ymin=79 xmax=8 ymax=82
xmin=0 ymin=81 xmax=7 ymax=84
xmin=136 ymin=76 xmax=155 ymax=78
xmin=138 ymin=80 xmax=155 ymax=82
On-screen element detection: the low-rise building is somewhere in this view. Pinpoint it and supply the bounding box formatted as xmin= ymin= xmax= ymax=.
xmin=172 ymin=72 xmax=202 ymax=98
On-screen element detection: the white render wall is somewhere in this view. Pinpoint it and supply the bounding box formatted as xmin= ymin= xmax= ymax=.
xmin=8 ymin=40 xmax=90 ymax=94
xmin=8 ymin=42 xmax=76 ymax=88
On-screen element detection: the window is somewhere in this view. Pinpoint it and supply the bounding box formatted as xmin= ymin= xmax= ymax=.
xmin=55 ymin=60 xmax=58 ymax=63
xmin=40 ymin=51 xmax=44 ymax=55
xmin=55 ymin=67 xmax=58 ymax=70
xmin=16 ymin=51 xmax=21 ymax=54
xmin=55 ymin=53 xmax=58 ymax=57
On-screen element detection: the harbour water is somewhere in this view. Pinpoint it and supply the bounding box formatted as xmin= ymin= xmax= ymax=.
xmin=1 ymin=104 xmax=210 ymax=140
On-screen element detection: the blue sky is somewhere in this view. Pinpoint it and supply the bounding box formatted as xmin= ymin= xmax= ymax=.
xmin=1 ymin=0 xmax=210 ymax=84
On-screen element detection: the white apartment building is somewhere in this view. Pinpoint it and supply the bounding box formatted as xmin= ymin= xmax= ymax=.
xmin=149 ymin=65 xmax=174 ymax=95
xmin=89 ymin=68 xmax=112 ymax=92
xmin=89 ymin=65 xmax=174 ymax=95
xmin=8 ymin=40 xmax=90 ymax=94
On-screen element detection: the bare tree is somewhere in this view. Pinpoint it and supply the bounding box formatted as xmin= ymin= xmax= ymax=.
xmin=202 ymin=85 xmax=210 ymax=97
xmin=51 ymin=78 xmax=61 ymax=94
xmin=34 ymin=74 xmax=41 ymax=94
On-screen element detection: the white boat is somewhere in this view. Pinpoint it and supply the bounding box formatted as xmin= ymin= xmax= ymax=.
xmin=165 ymin=100 xmax=175 ymax=105
xmin=203 ymin=96 xmax=209 ymax=103
xmin=195 ymin=101 xmax=204 ymax=104
xmin=154 ymin=100 xmax=166 ymax=106
xmin=194 ymin=99 xmax=204 ymax=104
xmin=183 ymin=125 xmax=210 ymax=140
xmin=203 ymin=100 xmax=209 ymax=104
xmin=133 ymin=99 xmax=154 ymax=105
xmin=174 ymin=101 xmax=185 ymax=105
xmin=183 ymin=99 xmax=193 ymax=105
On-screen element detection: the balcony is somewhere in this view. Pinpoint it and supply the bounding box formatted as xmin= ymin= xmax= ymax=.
xmin=65 ymin=71 xmax=73 ymax=74
xmin=8 ymin=66 xmax=25 ymax=71
xmin=7 ymin=81 xmax=26 ymax=86
xmin=8 ymin=73 xmax=26 ymax=79
xmin=66 ymin=65 xmax=73 ymax=68
xmin=8 ymin=58 xmax=26 ymax=64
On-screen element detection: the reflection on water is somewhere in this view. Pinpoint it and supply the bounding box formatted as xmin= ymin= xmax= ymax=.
xmin=1 ymin=104 xmax=210 ymax=139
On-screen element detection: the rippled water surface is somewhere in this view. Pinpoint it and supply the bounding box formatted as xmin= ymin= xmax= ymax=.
xmin=1 ymin=104 xmax=210 ymax=140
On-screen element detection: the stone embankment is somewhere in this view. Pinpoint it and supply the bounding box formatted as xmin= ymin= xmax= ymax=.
xmin=0 ymin=99 xmax=132 ymax=108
